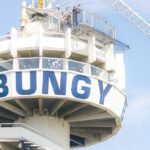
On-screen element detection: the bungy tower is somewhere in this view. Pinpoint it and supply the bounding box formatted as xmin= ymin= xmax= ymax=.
xmin=0 ymin=0 xmax=128 ymax=149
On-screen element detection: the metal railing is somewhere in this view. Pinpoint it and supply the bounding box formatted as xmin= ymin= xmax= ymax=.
xmin=17 ymin=31 xmax=65 ymax=38
xmin=0 ymin=10 xmax=115 ymax=41
xmin=72 ymin=9 xmax=116 ymax=38
xmin=0 ymin=123 xmax=65 ymax=149
xmin=0 ymin=31 xmax=107 ymax=62
xmin=0 ymin=34 xmax=11 ymax=41
xmin=0 ymin=57 xmax=109 ymax=81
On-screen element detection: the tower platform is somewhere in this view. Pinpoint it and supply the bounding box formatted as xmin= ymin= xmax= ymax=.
xmin=0 ymin=0 xmax=127 ymax=149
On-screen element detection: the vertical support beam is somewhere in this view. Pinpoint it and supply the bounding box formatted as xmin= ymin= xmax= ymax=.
xmin=39 ymin=98 xmax=43 ymax=115
xmin=13 ymin=58 xmax=18 ymax=71
xmin=65 ymin=28 xmax=72 ymax=58
xmin=82 ymin=10 xmax=86 ymax=24
xmin=10 ymin=28 xmax=17 ymax=58
xmin=88 ymin=33 xmax=96 ymax=63
xmin=39 ymin=57 xmax=43 ymax=69
xmin=113 ymin=53 xmax=126 ymax=89
xmin=39 ymin=30 xmax=43 ymax=57
xmin=105 ymin=43 xmax=116 ymax=72
xmin=21 ymin=1 xmax=27 ymax=29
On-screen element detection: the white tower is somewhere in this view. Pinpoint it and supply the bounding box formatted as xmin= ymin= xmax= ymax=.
xmin=0 ymin=0 xmax=127 ymax=149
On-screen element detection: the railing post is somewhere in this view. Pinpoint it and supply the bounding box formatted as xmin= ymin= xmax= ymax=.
xmin=65 ymin=28 xmax=72 ymax=58
xmin=82 ymin=10 xmax=86 ymax=24
xmin=105 ymin=21 xmax=108 ymax=35
xmin=10 ymin=28 xmax=18 ymax=58
xmin=39 ymin=57 xmax=42 ymax=70
xmin=58 ymin=19 xmax=61 ymax=32
xmin=65 ymin=59 xmax=68 ymax=71
xmin=105 ymin=43 xmax=116 ymax=72
xmin=91 ymin=13 xmax=94 ymax=27
xmin=39 ymin=29 xmax=43 ymax=57
xmin=113 ymin=27 xmax=116 ymax=39
xmin=88 ymin=33 xmax=96 ymax=63
xmin=88 ymin=64 xmax=91 ymax=76
xmin=21 ymin=1 xmax=27 ymax=29
xmin=13 ymin=58 xmax=18 ymax=71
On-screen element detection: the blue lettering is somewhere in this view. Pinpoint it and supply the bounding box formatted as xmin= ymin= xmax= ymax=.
xmin=72 ymin=75 xmax=91 ymax=99
xmin=16 ymin=71 xmax=37 ymax=95
xmin=42 ymin=71 xmax=67 ymax=95
xmin=0 ymin=74 xmax=8 ymax=97
xmin=98 ymin=80 xmax=112 ymax=104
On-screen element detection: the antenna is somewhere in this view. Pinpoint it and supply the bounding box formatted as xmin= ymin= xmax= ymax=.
xmin=39 ymin=0 xmax=45 ymax=9
xmin=31 ymin=0 xmax=55 ymax=9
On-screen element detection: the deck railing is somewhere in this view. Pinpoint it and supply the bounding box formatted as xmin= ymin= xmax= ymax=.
xmin=72 ymin=9 xmax=116 ymax=39
xmin=0 ymin=57 xmax=109 ymax=81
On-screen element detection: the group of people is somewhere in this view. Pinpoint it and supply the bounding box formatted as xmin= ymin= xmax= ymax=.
xmin=59 ymin=4 xmax=82 ymax=29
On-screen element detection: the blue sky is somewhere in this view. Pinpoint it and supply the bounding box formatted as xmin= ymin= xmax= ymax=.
xmin=0 ymin=0 xmax=150 ymax=150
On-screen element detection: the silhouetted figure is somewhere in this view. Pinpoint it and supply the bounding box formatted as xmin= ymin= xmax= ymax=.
xmin=72 ymin=5 xmax=81 ymax=27
xmin=73 ymin=6 xmax=78 ymax=26
xmin=66 ymin=14 xmax=72 ymax=28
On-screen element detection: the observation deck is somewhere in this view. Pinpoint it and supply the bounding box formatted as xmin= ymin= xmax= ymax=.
xmin=0 ymin=1 xmax=127 ymax=149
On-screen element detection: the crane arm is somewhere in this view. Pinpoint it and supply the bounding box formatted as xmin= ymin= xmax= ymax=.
xmin=103 ymin=0 xmax=150 ymax=38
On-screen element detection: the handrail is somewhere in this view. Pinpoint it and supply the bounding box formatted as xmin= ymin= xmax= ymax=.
xmin=17 ymin=31 xmax=65 ymax=38
xmin=0 ymin=57 xmax=109 ymax=81
xmin=0 ymin=122 xmax=66 ymax=148
xmin=72 ymin=9 xmax=116 ymax=39
xmin=0 ymin=35 xmax=11 ymax=41
xmin=0 ymin=8 xmax=115 ymax=41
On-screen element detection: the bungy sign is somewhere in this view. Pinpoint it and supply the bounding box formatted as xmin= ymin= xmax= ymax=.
xmin=0 ymin=71 xmax=111 ymax=104
xmin=0 ymin=71 xmax=126 ymax=118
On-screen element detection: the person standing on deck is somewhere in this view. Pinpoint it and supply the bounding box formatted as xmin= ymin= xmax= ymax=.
xmin=72 ymin=4 xmax=81 ymax=27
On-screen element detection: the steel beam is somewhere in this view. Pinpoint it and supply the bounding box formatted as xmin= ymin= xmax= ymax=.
xmin=59 ymin=103 xmax=87 ymax=117
xmin=65 ymin=107 xmax=101 ymax=119
xmin=66 ymin=112 xmax=112 ymax=122
xmin=71 ymin=131 xmax=101 ymax=141
xmin=70 ymin=135 xmax=85 ymax=146
xmin=70 ymin=119 xmax=116 ymax=128
xmin=71 ymin=127 xmax=112 ymax=134
xmin=15 ymin=100 xmax=32 ymax=115
xmin=50 ymin=100 xmax=66 ymax=116
xmin=0 ymin=102 xmax=25 ymax=117
xmin=0 ymin=111 xmax=17 ymax=121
